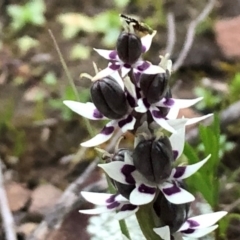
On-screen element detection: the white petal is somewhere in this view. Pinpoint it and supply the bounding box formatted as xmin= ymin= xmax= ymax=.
xmin=111 ymin=71 xmax=124 ymax=90
xmin=160 ymin=182 xmax=195 ymax=204
xmin=124 ymin=76 xmax=137 ymax=100
xmin=129 ymin=183 xmax=156 ymax=205
xmin=115 ymin=205 xmax=139 ymax=220
xmin=81 ymin=192 xmax=114 ymax=205
xmin=181 ymin=212 xmax=227 ymax=230
xmin=186 ymin=113 xmax=213 ymax=125
xmin=94 ymin=48 xmax=118 ymax=60
xmin=121 ymin=66 xmax=131 ymax=78
xmin=63 ymin=101 xmax=106 ymax=120
xmin=169 ymin=125 xmax=185 ymax=159
xmin=92 ymin=65 xmax=116 ymax=81
xmin=135 ymin=99 xmax=148 ymax=113
xmin=150 ymin=107 xmax=176 ymax=133
xmin=153 ymin=226 xmax=171 ymax=240
xmin=79 ymin=206 xmax=112 ymax=214
xmin=115 ymin=194 xmax=129 ymax=202
xmin=124 ymin=151 xmax=134 ymax=165
xmin=170 ymin=155 xmax=210 ymax=180
xmin=98 ymin=161 xmax=133 ymax=185
xmin=159 ymin=54 xmax=172 ymax=72
xmin=142 ymin=64 xmax=165 ymax=74
xmin=119 ymin=116 xmax=136 ymax=133
xmin=81 ymin=121 xmax=116 ymax=147
xmin=182 ymin=225 xmax=218 ymax=238
xmin=141 ymin=31 xmax=156 ymax=52
xmin=157 ymin=97 xmax=203 ymax=109
xmin=167 ymin=118 xmax=187 ymax=130
xmin=166 ymin=106 xmax=180 ymax=119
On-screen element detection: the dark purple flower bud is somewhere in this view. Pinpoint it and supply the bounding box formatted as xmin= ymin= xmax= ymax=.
xmin=116 ymin=32 xmax=142 ymax=65
xmin=91 ymin=77 xmax=129 ymax=119
xmin=111 ymin=149 xmax=135 ymax=199
xmin=140 ymin=72 xmax=169 ymax=104
xmin=158 ymin=88 xmax=172 ymax=117
xmin=132 ymin=136 xmax=174 ymax=184
xmin=153 ymin=192 xmax=190 ymax=233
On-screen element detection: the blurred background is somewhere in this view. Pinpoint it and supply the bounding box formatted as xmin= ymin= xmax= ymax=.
xmin=0 ymin=0 xmax=240 ymax=239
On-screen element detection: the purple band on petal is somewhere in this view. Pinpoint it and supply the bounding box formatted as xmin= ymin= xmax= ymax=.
xmin=107 ymin=201 xmax=120 ymax=209
xmin=93 ymin=109 xmax=104 ymax=119
xmin=143 ymin=98 xmax=150 ymax=109
xmin=162 ymin=183 xmax=181 ymax=196
xmin=173 ymin=166 xmax=186 ymax=179
xmin=106 ymin=194 xmax=117 ymax=204
xmin=138 ymin=184 xmax=156 ymax=194
xmin=118 ymin=115 xmax=133 ymax=128
xmin=101 ymin=126 xmax=115 ymax=135
xmin=109 ymin=50 xmax=117 ymax=59
xmin=110 ymin=62 xmax=121 ymax=70
xmin=127 ymin=92 xmax=136 ymax=108
xmin=173 ymin=150 xmax=179 ymax=160
xmin=137 ymin=61 xmax=150 ymax=71
xmin=121 ymin=164 xmax=136 ymax=184
xmin=163 ymin=98 xmax=174 ymax=107
xmin=141 ymin=45 xmax=146 ymax=53
xmin=187 ymin=219 xmax=200 ymax=228
xmin=152 ymin=109 xmax=164 ymax=119
xmin=181 ymin=228 xmax=195 ymax=234
xmin=123 ymin=63 xmax=131 ymax=69
xmin=120 ymin=204 xmax=138 ymax=211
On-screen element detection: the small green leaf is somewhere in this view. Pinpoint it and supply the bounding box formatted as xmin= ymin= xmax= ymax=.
xmin=113 ymin=0 xmax=130 ymax=9
xmin=17 ymin=36 xmax=39 ymax=53
xmin=70 ymin=44 xmax=91 ymax=60
xmin=43 ymin=72 xmax=57 ymax=85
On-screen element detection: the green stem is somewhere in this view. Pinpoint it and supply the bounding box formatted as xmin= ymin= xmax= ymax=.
xmin=119 ymin=219 xmax=131 ymax=239
xmin=48 ymin=29 xmax=94 ymax=137
xmin=136 ymin=204 xmax=162 ymax=240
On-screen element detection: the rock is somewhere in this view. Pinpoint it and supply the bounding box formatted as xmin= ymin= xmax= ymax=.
xmin=214 ymin=16 xmax=240 ymax=59
xmin=17 ymin=223 xmax=38 ymax=238
xmin=29 ymin=184 xmax=62 ymax=217
xmin=5 ymin=182 xmax=31 ymax=212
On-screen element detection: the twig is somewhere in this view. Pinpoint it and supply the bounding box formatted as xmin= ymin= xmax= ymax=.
xmin=48 ymin=29 xmax=95 ymax=138
xmin=165 ymin=12 xmax=176 ymax=56
xmin=0 ymin=160 xmax=17 ymax=240
xmin=172 ymin=0 xmax=216 ymax=72
xmin=186 ymin=100 xmax=240 ymax=144
xmin=223 ymin=198 xmax=240 ymax=212
xmin=48 ymin=29 xmax=79 ymax=102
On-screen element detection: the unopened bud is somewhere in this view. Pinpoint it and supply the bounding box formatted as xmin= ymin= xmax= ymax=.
xmin=117 ymin=32 xmax=142 ymax=65
xmin=132 ymin=136 xmax=174 ymax=183
xmin=153 ymin=192 xmax=190 ymax=233
xmin=140 ymin=72 xmax=169 ymax=104
xmin=91 ymin=77 xmax=129 ymax=119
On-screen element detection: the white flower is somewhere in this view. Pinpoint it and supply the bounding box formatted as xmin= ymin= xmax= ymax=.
xmin=153 ymin=211 xmax=227 ymax=240
xmin=79 ymin=192 xmax=139 ymax=220
xmin=98 ymin=122 xmax=210 ymax=205
xmin=92 ymin=32 xmax=165 ymax=81
xmin=63 ymin=72 xmax=136 ymax=147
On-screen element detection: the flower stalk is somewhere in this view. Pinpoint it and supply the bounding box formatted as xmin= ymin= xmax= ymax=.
xmin=63 ymin=14 xmax=227 ymax=240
